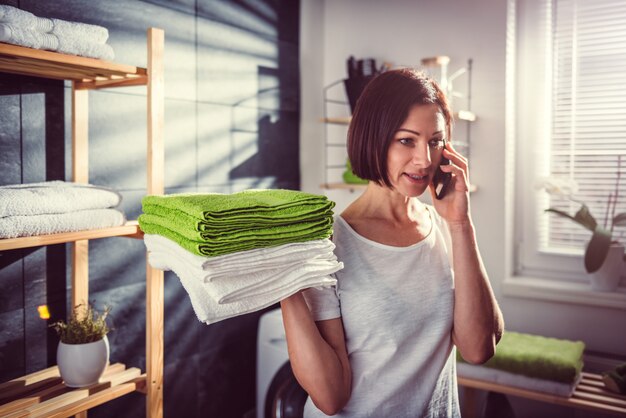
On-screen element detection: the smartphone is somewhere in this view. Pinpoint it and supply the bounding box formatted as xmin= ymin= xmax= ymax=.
xmin=432 ymin=142 xmax=452 ymax=200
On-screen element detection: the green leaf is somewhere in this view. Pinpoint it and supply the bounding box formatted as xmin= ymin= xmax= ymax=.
xmin=546 ymin=205 xmax=597 ymax=231
xmin=574 ymin=205 xmax=598 ymax=231
xmin=584 ymin=227 xmax=612 ymax=273
xmin=613 ymin=213 xmax=626 ymax=227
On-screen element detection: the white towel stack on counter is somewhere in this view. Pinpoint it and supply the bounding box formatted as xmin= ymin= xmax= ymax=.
xmin=0 ymin=5 xmax=114 ymax=60
xmin=143 ymin=233 xmax=342 ymax=325
xmin=0 ymin=181 xmax=125 ymax=239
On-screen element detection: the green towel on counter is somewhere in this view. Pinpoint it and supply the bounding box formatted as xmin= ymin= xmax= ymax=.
xmin=138 ymin=219 xmax=333 ymax=257
xmin=342 ymin=159 xmax=368 ymax=185
xmin=142 ymin=189 xmax=334 ymax=222
xmin=457 ymin=331 xmax=585 ymax=384
xmin=138 ymin=212 xmax=333 ymax=242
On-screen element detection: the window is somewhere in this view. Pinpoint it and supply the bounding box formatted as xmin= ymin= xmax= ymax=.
xmin=515 ymin=0 xmax=626 ymax=281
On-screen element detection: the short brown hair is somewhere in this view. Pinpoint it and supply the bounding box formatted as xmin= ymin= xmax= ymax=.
xmin=347 ymin=68 xmax=453 ymax=188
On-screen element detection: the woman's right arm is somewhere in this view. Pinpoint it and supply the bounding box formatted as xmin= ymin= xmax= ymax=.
xmin=280 ymin=291 xmax=352 ymax=415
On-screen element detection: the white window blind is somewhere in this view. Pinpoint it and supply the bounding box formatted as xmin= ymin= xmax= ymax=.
xmin=539 ymin=0 xmax=626 ymax=253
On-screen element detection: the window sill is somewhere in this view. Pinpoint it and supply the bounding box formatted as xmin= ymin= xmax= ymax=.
xmin=502 ymin=276 xmax=626 ymax=311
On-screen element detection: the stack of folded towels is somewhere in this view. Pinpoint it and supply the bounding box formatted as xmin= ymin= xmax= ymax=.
xmin=138 ymin=189 xmax=343 ymax=325
xmin=457 ymin=331 xmax=586 ymax=397
xmin=0 ymin=5 xmax=114 ymax=60
xmin=0 ymin=181 xmax=126 ymax=239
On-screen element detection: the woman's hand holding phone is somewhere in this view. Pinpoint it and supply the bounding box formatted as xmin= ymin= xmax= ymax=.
xmin=430 ymin=141 xmax=472 ymax=227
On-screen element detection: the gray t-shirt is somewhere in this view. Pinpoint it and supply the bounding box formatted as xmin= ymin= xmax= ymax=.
xmin=302 ymin=207 xmax=460 ymax=418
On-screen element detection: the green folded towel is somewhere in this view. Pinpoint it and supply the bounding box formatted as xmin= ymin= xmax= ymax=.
xmin=342 ymin=159 xmax=368 ymax=185
xmin=457 ymin=331 xmax=585 ymax=384
xmin=142 ymin=201 xmax=332 ymax=231
xmin=142 ymin=189 xmax=334 ymax=222
xmin=138 ymin=212 xmax=333 ymax=242
xmin=138 ymin=220 xmax=333 ymax=257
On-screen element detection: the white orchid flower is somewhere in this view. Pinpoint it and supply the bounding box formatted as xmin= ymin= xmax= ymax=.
xmin=535 ymin=176 xmax=579 ymax=197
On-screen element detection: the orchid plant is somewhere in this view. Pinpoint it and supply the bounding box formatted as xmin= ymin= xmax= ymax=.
xmin=537 ymin=156 xmax=626 ymax=273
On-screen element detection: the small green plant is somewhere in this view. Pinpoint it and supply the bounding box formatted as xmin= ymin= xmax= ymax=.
xmin=50 ymin=304 xmax=112 ymax=344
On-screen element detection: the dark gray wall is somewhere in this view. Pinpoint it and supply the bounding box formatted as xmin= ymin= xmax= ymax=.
xmin=0 ymin=1 xmax=300 ymax=417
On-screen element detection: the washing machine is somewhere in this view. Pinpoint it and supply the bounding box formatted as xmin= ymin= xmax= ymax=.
xmin=257 ymin=308 xmax=308 ymax=418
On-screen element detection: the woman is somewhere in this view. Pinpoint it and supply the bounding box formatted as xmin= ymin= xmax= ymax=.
xmin=280 ymin=68 xmax=504 ymax=417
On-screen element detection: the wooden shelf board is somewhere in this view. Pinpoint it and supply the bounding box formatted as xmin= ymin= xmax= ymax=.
xmin=321 ymin=117 xmax=351 ymax=125
xmin=0 ymin=221 xmax=143 ymax=251
xmin=421 ymin=55 xmax=450 ymax=67
xmin=0 ymin=42 xmax=147 ymax=88
xmin=0 ymin=363 xmax=145 ymax=418
xmin=459 ymin=372 xmax=626 ymax=416
xmin=455 ymin=110 xmax=476 ymax=122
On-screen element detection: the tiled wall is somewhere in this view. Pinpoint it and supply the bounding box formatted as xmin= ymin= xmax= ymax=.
xmin=0 ymin=1 xmax=300 ymax=417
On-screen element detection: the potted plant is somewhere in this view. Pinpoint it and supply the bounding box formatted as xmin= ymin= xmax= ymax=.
xmin=50 ymin=303 xmax=112 ymax=387
xmin=538 ymin=156 xmax=626 ymax=291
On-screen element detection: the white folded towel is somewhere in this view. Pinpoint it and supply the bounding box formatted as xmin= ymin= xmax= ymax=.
xmin=0 ymin=23 xmax=59 ymax=50
xmin=143 ymin=233 xmax=336 ymax=274
xmin=149 ymin=249 xmax=338 ymax=325
xmin=0 ymin=181 xmax=122 ymax=218
xmin=55 ymin=36 xmax=114 ymax=60
xmin=51 ymin=18 xmax=108 ymax=44
xmin=149 ymin=249 xmax=343 ymax=303
xmin=457 ymin=362 xmax=581 ymax=398
xmin=0 ymin=5 xmax=113 ymax=59
xmin=0 ymin=5 xmax=53 ymax=32
xmin=0 ymin=6 xmax=109 ymax=42
xmin=0 ymin=208 xmax=126 ymax=239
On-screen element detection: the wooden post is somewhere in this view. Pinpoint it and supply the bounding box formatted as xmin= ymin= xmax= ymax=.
xmin=71 ymin=84 xmax=89 ymax=315
xmin=71 ymin=82 xmax=89 ymax=418
xmin=146 ymin=27 xmax=165 ymax=418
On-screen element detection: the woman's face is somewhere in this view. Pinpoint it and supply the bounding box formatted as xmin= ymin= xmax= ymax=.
xmin=387 ymin=103 xmax=447 ymax=197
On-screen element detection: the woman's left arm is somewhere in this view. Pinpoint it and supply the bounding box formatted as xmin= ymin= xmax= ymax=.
xmin=431 ymin=143 xmax=504 ymax=365
xmin=448 ymin=220 xmax=504 ymax=364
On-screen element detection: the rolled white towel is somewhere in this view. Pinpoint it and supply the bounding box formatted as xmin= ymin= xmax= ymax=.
xmin=0 ymin=21 xmax=112 ymax=60
xmin=0 ymin=5 xmax=53 ymax=32
xmin=0 ymin=23 xmax=58 ymax=50
xmin=0 ymin=208 xmax=126 ymax=239
xmin=56 ymin=36 xmax=114 ymax=60
xmin=0 ymin=181 xmax=122 ymax=218
xmin=51 ymin=18 xmax=108 ymax=44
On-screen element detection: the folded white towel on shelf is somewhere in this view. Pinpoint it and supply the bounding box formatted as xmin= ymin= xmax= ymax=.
xmin=0 ymin=5 xmax=113 ymax=60
xmin=55 ymin=36 xmax=114 ymax=60
xmin=143 ymin=233 xmax=337 ymax=274
xmin=0 ymin=5 xmax=52 ymax=32
xmin=51 ymin=18 xmax=108 ymax=44
xmin=456 ymin=362 xmax=581 ymax=398
xmin=0 ymin=181 xmax=122 ymax=218
xmin=0 ymin=208 xmax=126 ymax=239
xmin=149 ymin=249 xmax=342 ymax=304
xmin=0 ymin=23 xmax=58 ymax=50
xmin=149 ymin=249 xmax=337 ymax=325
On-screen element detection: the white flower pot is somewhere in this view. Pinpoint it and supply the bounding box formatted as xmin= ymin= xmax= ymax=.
xmin=57 ymin=336 xmax=110 ymax=388
xmin=589 ymin=244 xmax=625 ymax=292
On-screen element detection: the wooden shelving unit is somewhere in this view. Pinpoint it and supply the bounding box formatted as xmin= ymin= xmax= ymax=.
xmin=459 ymin=372 xmax=626 ymax=417
xmin=0 ymin=28 xmax=164 ymax=418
